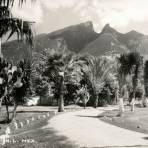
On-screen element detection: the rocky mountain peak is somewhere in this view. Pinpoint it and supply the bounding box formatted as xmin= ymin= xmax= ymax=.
xmin=126 ymin=30 xmax=144 ymax=38
xmin=47 ymin=21 xmax=98 ymax=53
xmin=49 ymin=21 xmax=95 ymax=38
xmin=83 ymin=21 xmax=94 ymax=31
xmin=101 ymin=23 xmax=117 ymax=35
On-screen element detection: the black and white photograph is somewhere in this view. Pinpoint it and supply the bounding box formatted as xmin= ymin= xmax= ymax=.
xmin=1 ymin=0 xmax=148 ymax=147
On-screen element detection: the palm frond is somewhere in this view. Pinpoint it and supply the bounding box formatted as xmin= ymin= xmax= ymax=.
xmin=0 ymin=18 xmax=34 ymax=45
xmin=0 ymin=0 xmax=35 ymax=45
xmin=0 ymin=0 xmax=36 ymax=7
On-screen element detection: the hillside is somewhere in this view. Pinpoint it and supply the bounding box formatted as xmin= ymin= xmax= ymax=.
xmin=2 ymin=21 xmax=148 ymax=61
xmin=48 ymin=21 xmax=98 ymax=53
xmin=81 ymin=32 xmax=128 ymax=55
xmin=2 ymin=21 xmax=98 ymax=61
xmin=82 ymin=24 xmax=148 ymax=56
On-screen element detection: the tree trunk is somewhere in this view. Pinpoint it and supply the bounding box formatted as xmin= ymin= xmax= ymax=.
xmin=4 ymin=99 xmax=9 ymax=123
xmin=118 ymin=74 xmax=125 ymax=116
xmin=94 ymin=94 xmax=98 ymax=108
xmin=142 ymin=97 xmax=148 ymax=107
xmin=118 ymin=97 xmax=124 ymax=116
xmin=12 ymin=101 xmax=18 ymax=121
xmin=58 ymin=76 xmax=64 ymax=112
xmin=144 ymin=61 xmax=148 ymax=107
xmin=115 ymin=88 xmax=119 ymax=103
xmin=83 ymin=98 xmax=86 ymax=109
xmin=0 ymin=96 xmax=4 ymax=116
xmin=0 ymin=38 xmax=2 ymax=57
xmin=58 ymin=94 xmax=64 ymax=112
xmin=26 ymin=45 xmax=32 ymax=61
xmin=0 ymin=38 xmax=3 ymax=58
xmin=131 ymin=97 xmax=135 ymax=111
xmin=0 ymin=38 xmax=1 ymax=56
xmin=131 ymin=64 xmax=139 ymax=111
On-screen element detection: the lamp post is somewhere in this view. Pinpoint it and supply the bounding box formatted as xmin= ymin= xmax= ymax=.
xmin=58 ymin=72 xmax=65 ymax=112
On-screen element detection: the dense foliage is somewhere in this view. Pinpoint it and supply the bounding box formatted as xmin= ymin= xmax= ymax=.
xmin=32 ymin=49 xmax=120 ymax=108
xmin=0 ymin=58 xmax=32 ymax=122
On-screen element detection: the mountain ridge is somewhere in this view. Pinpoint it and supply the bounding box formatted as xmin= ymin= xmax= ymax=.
xmin=2 ymin=21 xmax=148 ymax=61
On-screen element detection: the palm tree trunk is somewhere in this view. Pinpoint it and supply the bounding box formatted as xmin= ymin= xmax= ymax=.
xmin=4 ymin=98 xmax=9 ymax=123
xmin=26 ymin=45 xmax=32 ymax=61
xmin=58 ymin=76 xmax=64 ymax=112
xmin=131 ymin=92 xmax=135 ymax=112
xmin=118 ymin=97 xmax=124 ymax=116
xmin=12 ymin=101 xmax=18 ymax=121
xmin=131 ymin=64 xmax=139 ymax=111
xmin=58 ymin=94 xmax=64 ymax=112
xmin=118 ymin=83 xmax=126 ymax=116
xmin=92 ymin=84 xmax=98 ymax=108
xmin=94 ymin=94 xmax=98 ymax=108
xmin=83 ymin=97 xmax=86 ymax=109
xmin=144 ymin=61 xmax=148 ymax=107
xmin=0 ymin=96 xmax=4 ymax=116
xmin=115 ymin=88 xmax=119 ymax=103
xmin=0 ymin=38 xmax=2 ymax=57
xmin=142 ymin=96 xmax=148 ymax=107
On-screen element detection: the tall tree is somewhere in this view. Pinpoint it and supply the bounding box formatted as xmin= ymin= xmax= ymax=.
xmin=89 ymin=56 xmax=117 ymax=107
xmin=72 ymin=54 xmax=117 ymax=108
xmin=143 ymin=60 xmax=148 ymax=107
xmin=118 ymin=52 xmax=142 ymax=113
xmin=39 ymin=49 xmax=73 ymax=112
xmin=0 ymin=0 xmax=35 ymax=121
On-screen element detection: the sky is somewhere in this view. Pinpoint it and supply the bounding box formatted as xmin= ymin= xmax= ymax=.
xmin=10 ymin=0 xmax=148 ymax=35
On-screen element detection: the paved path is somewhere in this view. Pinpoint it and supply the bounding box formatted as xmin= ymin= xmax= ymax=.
xmin=44 ymin=107 xmax=148 ymax=148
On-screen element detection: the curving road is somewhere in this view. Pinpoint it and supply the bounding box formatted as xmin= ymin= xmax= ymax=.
xmin=44 ymin=108 xmax=148 ymax=147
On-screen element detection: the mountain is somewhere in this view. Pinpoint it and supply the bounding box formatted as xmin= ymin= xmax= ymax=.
xmin=2 ymin=21 xmax=148 ymax=61
xmin=2 ymin=21 xmax=98 ymax=61
xmin=48 ymin=21 xmax=98 ymax=53
xmin=81 ymin=24 xmax=128 ymax=55
xmin=81 ymin=24 xmax=148 ymax=56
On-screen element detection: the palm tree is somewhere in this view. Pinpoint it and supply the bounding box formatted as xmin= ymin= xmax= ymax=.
xmin=0 ymin=0 xmax=35 ymax=121
xmin=66 ymin=54 xmax=92 ymax=84
xmin=0 ymin=0 xmax=35 ymax=56
xmin=72 ymin=54 xmax=117 ymax=108
xmin=41 ymin=49 xmax=74 ymax=112
xmin=118 ymin=52 xmax=142 ymax=113
xmin=89 ymin=56 xmax=117 ymax=107
xmin=143 ymin=60 xmax=148 ymax=107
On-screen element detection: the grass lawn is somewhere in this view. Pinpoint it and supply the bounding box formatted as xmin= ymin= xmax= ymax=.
xmin=100 ymin=104 xmax=148 ymax=134
xmin=0 ymin=108 xmax=51 ymax=135
xmin=0 ymin=105 xmax=80 ymax=148
xmin=3 ymin=118 xmax=79 ymax=148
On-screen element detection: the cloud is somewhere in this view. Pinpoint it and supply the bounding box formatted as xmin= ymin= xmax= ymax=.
xmin=11 ymin=0 xmax=43 ymax=23
xmin=40 ymin=0 xmax=77 ymax=9
xmin=10 ymin=0 xmax=148 ymax=34
xmin=72 ymin=0 xmax=148 ymax=32
xmin=40 ymin=0 xmax=148 ymax=32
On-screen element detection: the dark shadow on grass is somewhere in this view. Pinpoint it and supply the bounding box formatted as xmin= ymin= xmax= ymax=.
xmin=143 ymin=137 xmax=148 ymax=140
xmin=76 ymin=113 xmax=119 ymax=118
xmin=135 ymin=103 xmax=143 ymax=108
xmin=99 ymin=145 xmax=148 ymax=148
xmin=15 ymin=110 xmax=53 ymax=113
xmin=0 ymin=118 xmax=12 ymax=124
xmin=76 ymin=115 xmax=104 ymax=118
xmin=6 ymin=117 xmax=78 ymax=148
xmin=0 ymin=120 xmax=8 ymax=124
